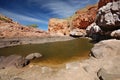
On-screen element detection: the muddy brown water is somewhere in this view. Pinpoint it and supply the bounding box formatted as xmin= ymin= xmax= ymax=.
xmin=0 ymin=38 xmax=93 ymax=66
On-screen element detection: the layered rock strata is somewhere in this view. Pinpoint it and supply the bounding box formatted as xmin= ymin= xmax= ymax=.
xmin=48 ymin=4 xmax=98 ymax=36
xmin=0 ymin=14 xmax=49 ymax=38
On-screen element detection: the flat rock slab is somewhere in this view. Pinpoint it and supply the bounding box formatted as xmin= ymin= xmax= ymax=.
xmin=0 ymin=55 xmax=29 ymax=69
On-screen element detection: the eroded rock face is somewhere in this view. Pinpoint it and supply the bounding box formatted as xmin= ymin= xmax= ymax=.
xmin=0 ymin=14 xmax=49 ymax=38
xmin=48 ymin=18 xmax=70 ymax=36
xmin=96 ymin=0 xmax=120 ymax=31
xmin=48 ymin=4 xmax=98 ymax=36
xmin=72 ymin=5 xmax=98 ymax=29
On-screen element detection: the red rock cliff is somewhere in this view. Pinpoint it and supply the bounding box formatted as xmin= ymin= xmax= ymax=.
xmin=48 ymin=4 xmax=98 ymax=36
xmin=0 ymin=14 xmax=48 ymax=38
xmin=48 ymin=18 xmax=70 ymax=36
xmin=72 ymin=4 xmax=98 ymax=29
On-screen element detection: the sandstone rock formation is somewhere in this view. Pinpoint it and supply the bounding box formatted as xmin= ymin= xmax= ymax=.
xmin=48 ymin=18 xmax=70 ymax=36
xmin=0 ymin=14 xmax=49 ymax=38
xmin=48 ymin=4 xmax=98 ymax=36
xmin=72 ymin=4 xmax=98 ymax=29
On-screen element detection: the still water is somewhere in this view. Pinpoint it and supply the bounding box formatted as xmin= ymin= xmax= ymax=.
xmin=0 ymin=38 xmax=93 ymax=65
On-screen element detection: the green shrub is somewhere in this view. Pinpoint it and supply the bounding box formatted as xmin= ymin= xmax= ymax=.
xmin=27 ymin=24 xmax=38 ymax=28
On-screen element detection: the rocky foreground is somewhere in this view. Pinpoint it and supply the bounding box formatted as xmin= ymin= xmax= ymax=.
xmin=0 ymin=39 xmax=120 ymax=80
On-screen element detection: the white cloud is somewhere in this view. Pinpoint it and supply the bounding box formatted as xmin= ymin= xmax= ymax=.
xmin=41 ymin=1 xmax=76 ymax=18
xmin=0 ymin=8 xmax=48 ymax=24
xmin=26 ymin=0 xmax=78 ymax=17
xmin=26 ymin=0 xmax=91 ymax=18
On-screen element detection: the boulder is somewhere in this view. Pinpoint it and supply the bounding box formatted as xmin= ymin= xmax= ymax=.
xmin=34 ymin=53 xmax=42 ymax=58
xmin=91 ymin=39 xmax=120 ymax=59
xmin=111 ymin=29 xmax=120 ymax=39
xmin=90 ymin=39 xmax=120 ymax=80
xmin=70 ymin=28 xmax=86 ymax=37
xmin=25 ymin=53 xmax=34 ymax=60
xmin=25 ymin=53 xmax=42 ymax=60
xmin=86 ymin=23 xmax=101 ymax=32
xmin=86 ymin=23 xmax=102 ymax=41
xmin=96 ymin=0 xmax=120 ymax=31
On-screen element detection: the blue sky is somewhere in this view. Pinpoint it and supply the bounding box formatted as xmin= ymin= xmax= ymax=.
xmin=0 ymin=0 xmax=98 ymax=30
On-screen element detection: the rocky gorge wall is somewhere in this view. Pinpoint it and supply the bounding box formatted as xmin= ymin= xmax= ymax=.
xmin=0 ymin=14 xmax=49 ymax=38
xmin=48 ymin=18 xmax=70 ymax=36
xmin=48 ymin=4 xmax=98 ymax=36
xmin=48 ymin=0 xmax=120 ymax=39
